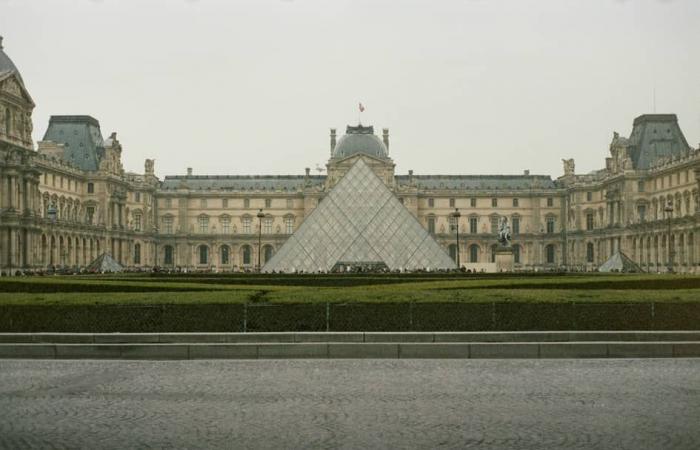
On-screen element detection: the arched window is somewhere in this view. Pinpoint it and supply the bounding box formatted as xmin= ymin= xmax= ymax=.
xmin=586 ymin=242 xmax=594 ymax=263
xmin=263 ymin=245 xmax=274 ymax=264
xmin=164 ymin=245 xmax=174 ymax=265
xmin=545 ymin=244 xmax=556 ymax=264
xmin=513 ymin=245 xmax=521 ymax=264
xmin=134 ymin=243 xmax=141 ymax=265
xmin=242 ymin=245 xmax=252 ymax=265
xmin=220 ymin=245 xmax=230 ymax=265
xmin=427 ymin=216 xmax=436 ymax=234
xmin=198 ymin=245 xmax=209 ymax=265
xmin=469 ymin=244 xmax=479 ymax=263
xmin=490 ymin=244 xmax=498 ymax=263
xmin=448 ymin=244 xmax=458 ymax=263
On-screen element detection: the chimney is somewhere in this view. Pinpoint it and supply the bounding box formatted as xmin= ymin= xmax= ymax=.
xmin=330 ymin=128 xmax=337 ymax=154
xmin=187 ymin=167 xmax=193 ymax=176
xmin=382 ymin=128 xmax=389 ymax=152
xmin=305 ymin=167 xmax=310 ymax=176
xmin=523 ymin=169 xmax=530 ymax=176
xmin=408 ymin=169 xmax=414 ymax=184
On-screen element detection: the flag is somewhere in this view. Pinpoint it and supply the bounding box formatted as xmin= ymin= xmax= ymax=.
xmin=359 ymin=102 xmax=365 ymax=112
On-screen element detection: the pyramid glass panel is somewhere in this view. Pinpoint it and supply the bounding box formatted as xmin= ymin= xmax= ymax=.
xmin=262 ymin=158 xmax=456 ymax=272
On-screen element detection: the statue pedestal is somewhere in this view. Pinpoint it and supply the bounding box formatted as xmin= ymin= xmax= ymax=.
xmin=495 ymin=246 xmax=514 ymax=272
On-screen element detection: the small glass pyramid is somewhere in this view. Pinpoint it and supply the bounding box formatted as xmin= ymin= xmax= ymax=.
xmin=263 ymin=158 xmax=457 ymax=272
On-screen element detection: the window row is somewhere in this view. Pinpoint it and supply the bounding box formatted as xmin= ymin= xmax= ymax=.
xmin=424 ymin=197 xmax=556 ymax=208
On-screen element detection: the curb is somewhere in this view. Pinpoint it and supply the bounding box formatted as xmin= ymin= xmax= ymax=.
xmin=1 ymin=341 xmax=699 ymax=360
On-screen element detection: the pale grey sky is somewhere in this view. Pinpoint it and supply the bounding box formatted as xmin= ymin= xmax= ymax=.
xmin=1 ymin=0 xmax=699 ymax=178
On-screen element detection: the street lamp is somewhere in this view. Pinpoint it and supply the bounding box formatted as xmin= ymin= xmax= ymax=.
xmin=664 ymin=200 xmax=674 ymax=273
xmin=257 ymin=208 xmax=265 ymax=272
xmin=451 ymin=208 xmax=461 ymax=269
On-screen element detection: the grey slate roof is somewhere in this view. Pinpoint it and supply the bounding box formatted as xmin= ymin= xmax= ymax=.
xmin=161 ymin=175 xmax=326 ymax=191
xmin=332 ymin=125 xmax=389 ymax=160
xmin=0 ymin=37 xmax=24 ymax=85
xmin=42 ymin=116 xmax=105 ymax=172
xmin=396 ymin=174 xmax=557 ymax=190
xmin=626 ymin=114 xmax=691 ymax=169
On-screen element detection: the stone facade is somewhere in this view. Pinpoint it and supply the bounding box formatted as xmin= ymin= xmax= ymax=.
xmin=1 ymin=39 xmax=699 ymax=273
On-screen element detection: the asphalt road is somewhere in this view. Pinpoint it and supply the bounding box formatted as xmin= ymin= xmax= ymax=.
xmin=1 ymin=359 xmax=698 ymax=449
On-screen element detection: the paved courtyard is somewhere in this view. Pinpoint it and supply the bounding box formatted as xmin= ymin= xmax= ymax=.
xmin=0 ymin=359 xmax=698 ymax=449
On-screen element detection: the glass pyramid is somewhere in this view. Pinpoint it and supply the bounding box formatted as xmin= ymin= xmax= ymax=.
xmin=263 ymin=158 xmax=457 ymax=272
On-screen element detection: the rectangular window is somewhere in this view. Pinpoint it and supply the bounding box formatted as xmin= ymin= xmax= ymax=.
xmin=244 ymin=198 xmax=250 ymax=208
xmin=60 ymin=177 xmax=64 ymax=188
xmin=470 ymin=198 xmax=477 ymax=207
xmin=52 ymin=174 xmax=56 ymax=187
xmin=586 ymin=213 xmax=594 ymax=230
xmin=490 ymin=216 xmax=499 ymax=234
xmin=547 ymin=197 xmax=554 ymax=207
xmin=87 ymin=182 xmax=94 ymax=194
xmin=449 ymin=215 xmax=457 ymax=233
xmin=243 ymin=217 xmax=251 ymax=234
xmin=221 ymin=217 xmax=231 ymax=234
xmin=200 ymin=198 xmax=207 ymax=208
xmin=67 ymin=179 xmax=71 ymax=190
xmin=285 ymin=217 xmax=294 ymax=234
xmin=198 ymin=216 xmax=209 ymax=233
xmin=135 ymin=192 xmax=141 ymax=202
xmin=546 ymin=217 xmax=555 ymax=234
xmin=286 ymin=199 xmax=293 ymax=209
xmin=428 ymin=198 xmax=434 ymax=208
xmin=86 ymin=206 xmax=95 ymax=225
xmin=661 ymin=177 xmax=664 ymax=188
xmin=263 ymin=217 xmax=272 ymax=234
xmin=491 ymin=198 xmax=497 ymax=207
xmin=676 ymin=173 xmax=680 ymax=185
xmin=586 ymin=191 xmax=592 ymax=201
xmin=427 ymin=216 xmax=435 ymax=234
xmin=222 ymin=198 xmax=228 ymax=208
xmin=43 ymin=173 xmax=47 ymax=185
xmin=512 ymin=217 xmax=519 ymax=235
xmin=399 ymin=197 xmax=404 ymax=205
xmin=469 ymin=217 xmax=477 ymax=234
xmin=637 ymin=181 xmax=645 ymax=192
xmin=512 ymin=198 xmax=519 ymax=207
xmin=265 ymin=198 xmax=272 ymax=208
xmin=133 ymin=214 xmax=141 ymax=232
xmin=163 ymin=217 xmax=173 ymax=234
xmin=449 ymin=198 xmax=455 ymax=208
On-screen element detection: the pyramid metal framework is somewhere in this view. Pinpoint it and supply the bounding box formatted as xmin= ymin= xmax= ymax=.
xmin=598 ymin=251 xmax=644 ymax=273
xmin=263 ymin=158 xmax=457 ymax=272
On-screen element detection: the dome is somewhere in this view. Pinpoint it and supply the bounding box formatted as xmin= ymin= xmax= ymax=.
xmin=0 ymin=37 xmax=24 ymax=84
xmin=332 ymin=125 xmax=388 ymax=159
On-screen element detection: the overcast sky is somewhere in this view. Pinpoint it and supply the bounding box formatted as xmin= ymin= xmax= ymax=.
xmin=1 ymin=0 xmax=699 ymax=179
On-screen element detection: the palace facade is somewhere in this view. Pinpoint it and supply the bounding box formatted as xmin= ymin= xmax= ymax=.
xmin=1 ymin=39 xmax=699 ymax=273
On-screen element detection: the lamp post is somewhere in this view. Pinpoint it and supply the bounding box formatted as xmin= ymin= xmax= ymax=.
xmin=664 ymin=200 xmax=674 ymax=273
xmin=257 ymin=208 xmax=265 ymax=272
xmin=451 ymin=208 xmax=461 ymax=269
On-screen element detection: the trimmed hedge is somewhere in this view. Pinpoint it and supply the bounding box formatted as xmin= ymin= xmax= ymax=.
xmin=0 ymin=302 xmax=698 ymax=332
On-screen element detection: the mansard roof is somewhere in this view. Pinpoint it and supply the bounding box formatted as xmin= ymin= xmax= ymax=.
xmin=396 ymin=174 xmax=557 ymax=190
xmin=160 ymin=174 xmax=326 ymax=191
xmin=626 ymin=114 xmax=691 ymax=170
xmin=42 ymin=115 xmax=105 ymax=171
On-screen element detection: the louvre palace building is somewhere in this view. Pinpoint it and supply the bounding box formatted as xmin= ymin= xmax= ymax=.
xmin=1 ymin=38 xmax=700 ymax=274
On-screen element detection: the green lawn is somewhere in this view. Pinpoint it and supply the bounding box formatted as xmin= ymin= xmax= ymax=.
xmin=0 ymin=273 xmax=699 ymax=305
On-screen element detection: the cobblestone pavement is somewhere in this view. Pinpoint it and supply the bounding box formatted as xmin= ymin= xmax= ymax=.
xmin=0 ymin=359 xmax=699 ymax=450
